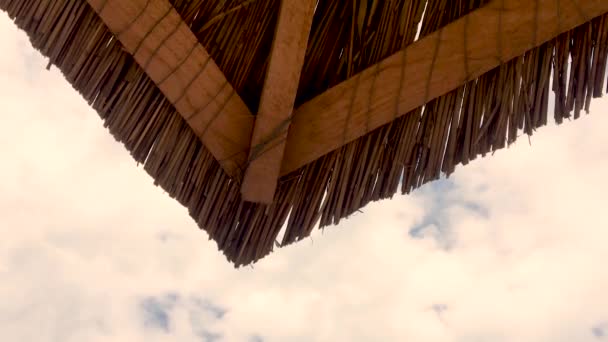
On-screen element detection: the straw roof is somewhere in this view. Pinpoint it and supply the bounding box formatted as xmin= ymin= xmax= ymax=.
xmin=2 ymin=0 xmax=607 ymax=266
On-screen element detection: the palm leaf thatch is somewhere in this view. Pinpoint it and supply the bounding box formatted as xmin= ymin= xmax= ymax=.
xmin=1 ymin=0 xmax=607 ymax=267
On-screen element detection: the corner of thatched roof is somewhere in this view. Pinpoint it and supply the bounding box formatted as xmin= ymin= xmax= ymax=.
xmin=1 ymin=0 xmax=607 ymax=266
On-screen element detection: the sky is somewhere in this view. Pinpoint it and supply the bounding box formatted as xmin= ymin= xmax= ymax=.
xmin=1 ymin=11 xmax=608 ymax=342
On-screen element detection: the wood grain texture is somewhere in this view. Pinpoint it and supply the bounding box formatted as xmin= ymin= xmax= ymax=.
xmin=240 ymin=0 xmax=316 ymax=203
xmin=87 ymin=0 xmax=254 ymax=180
xmin=280 ymin=0 xmax=608 ymax=175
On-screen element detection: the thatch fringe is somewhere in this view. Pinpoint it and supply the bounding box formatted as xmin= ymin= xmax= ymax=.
xmin=2 ymin=0 xmax=607 ymax=266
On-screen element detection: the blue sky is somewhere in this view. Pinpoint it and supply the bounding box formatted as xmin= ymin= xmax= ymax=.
xmin=1 ymin=12 xmax=608 ymax=342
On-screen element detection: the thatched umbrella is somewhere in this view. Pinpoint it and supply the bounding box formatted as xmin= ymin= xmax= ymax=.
xmin=2 ymin=0 xmax=607 ymax=266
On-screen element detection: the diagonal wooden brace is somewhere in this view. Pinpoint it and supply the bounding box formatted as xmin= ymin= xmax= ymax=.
xmin=87 ymin=0 xmax=254 ymax=180
xmin=280 ymin=0 xmax=608 ymax=175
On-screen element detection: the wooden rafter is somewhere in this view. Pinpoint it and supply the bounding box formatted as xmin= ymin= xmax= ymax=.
xmin=279 ymin=0 xmax=608 ymax=175
xmin=240 ymin=0 xmax=317 ymax=203
xmin=87 ymin=0 xmax=254 ymax=180
xmin=86 ymin=0 xmax=608 ymax=185
xmin=2 ymin=0 xmax=607 ymax=266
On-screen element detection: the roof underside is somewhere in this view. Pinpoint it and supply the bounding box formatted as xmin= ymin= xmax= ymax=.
xmin=1 ymin=0 xmax=607 ymax=266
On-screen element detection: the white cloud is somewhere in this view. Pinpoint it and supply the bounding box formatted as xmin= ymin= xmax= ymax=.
xmin=1 ymin=11 xmax=608 ymax=342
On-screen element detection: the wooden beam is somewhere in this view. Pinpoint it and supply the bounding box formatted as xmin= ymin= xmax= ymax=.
xmin=240 ymin=0 xmax=316 ymax=203
xmin=280 ymin=0 xmax=608 ymax=175
xmin=87 ymin=0 xmax=254 ymax=180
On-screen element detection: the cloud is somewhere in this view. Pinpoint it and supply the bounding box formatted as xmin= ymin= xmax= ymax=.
xmin=137 ymin=293 xmax=225 ymax=340
xmin=592 ymin=322 xmax=607 ymax=339
xmin=1 ymin=10 xmax=608 ymax=342
xmin=140 ymin=295 xmax=177 ymax=332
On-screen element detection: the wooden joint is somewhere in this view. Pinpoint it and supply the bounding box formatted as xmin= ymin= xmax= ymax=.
xmin=241 ymin=0 xmax=317 ymax=203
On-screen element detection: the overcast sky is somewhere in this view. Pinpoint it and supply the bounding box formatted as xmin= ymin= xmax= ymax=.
xmin=1 ymin=12 xmax=608 ymax=342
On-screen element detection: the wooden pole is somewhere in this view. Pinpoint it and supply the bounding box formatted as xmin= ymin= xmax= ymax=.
xmin=241 ymin=0 xmax=316 ymax=203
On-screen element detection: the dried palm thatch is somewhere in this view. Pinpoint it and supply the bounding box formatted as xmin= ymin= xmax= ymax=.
xmin=1 ymin=0 xmax=607 ymax=266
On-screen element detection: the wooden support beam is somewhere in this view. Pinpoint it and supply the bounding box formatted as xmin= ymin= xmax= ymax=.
xmin=87 ymin=0 xmax=254 ymax=180
xmin=280 ymin=0 xmax=608 ymax=175
xmin=240 ymin=0 xmax=316 ymax=203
